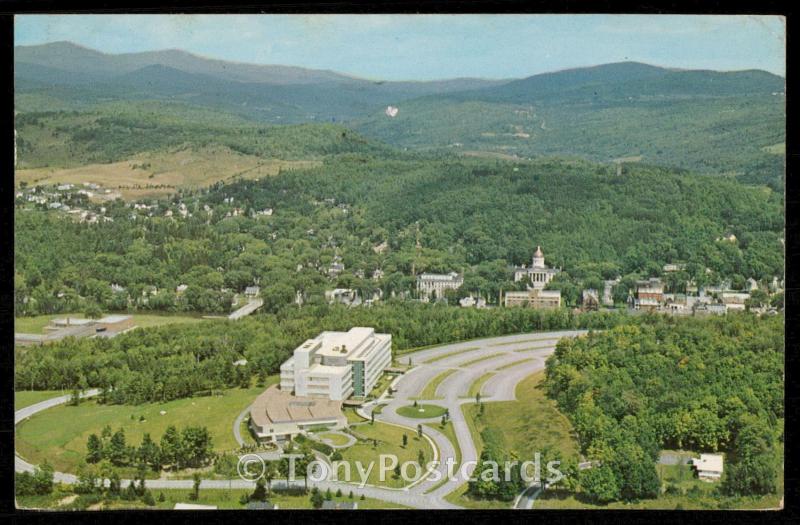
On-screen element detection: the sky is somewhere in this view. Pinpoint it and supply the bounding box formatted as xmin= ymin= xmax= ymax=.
xmin=15 ymin=14 xmax=786 ymax=80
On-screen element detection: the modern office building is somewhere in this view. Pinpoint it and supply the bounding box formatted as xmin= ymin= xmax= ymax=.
xmin=279 ymin=327 xmax=392 ymax=400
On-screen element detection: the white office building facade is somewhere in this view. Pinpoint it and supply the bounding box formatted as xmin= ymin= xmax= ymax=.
xmin=280 ymin=327 xmax=392 ymax=400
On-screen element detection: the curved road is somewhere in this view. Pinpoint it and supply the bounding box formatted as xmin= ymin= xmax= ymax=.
xmin=15 ymin=329 xmax=587 ymax=509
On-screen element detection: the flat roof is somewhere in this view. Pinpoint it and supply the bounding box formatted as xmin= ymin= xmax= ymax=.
xmin=97 ymin=315 xmax=133 ymax=324
xmin=250 ymin=385 xmax=344 ymax=427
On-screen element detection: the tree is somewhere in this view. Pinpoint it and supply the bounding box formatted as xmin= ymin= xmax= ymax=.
xmin=418 ymin=449 xmax=425 ymax=466
xmin=580 ymin=464 xmax=621 ymax=503
xmin=417 ymin=424 xmax=423 ymax=439
xmin=160 ymin=425 xmax=183 ymax=470
xmin=324 ymin=488 xmax=332 ymax=500
xmin=190 ymin=472 xmax=201 ymax=501
xmin=108 ymin=429 xmax=129 ymax=466
xmin=251 ymin=476 xmax=267 ymax=502
xmin=402 ymin=434 xmax=408 ymax=448
xmin=310 ymin=487 xmax=324 ymax=509
xmin=138 ymin=433 xmax=161 ymax=472
xmin=86 ymin=433 xmax=103 ymax=463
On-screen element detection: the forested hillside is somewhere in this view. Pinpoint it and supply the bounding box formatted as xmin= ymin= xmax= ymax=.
xmin=14 ymin=104 xmax=391 ymax=169
xmin=545 ymin=313 xmax=783 ymax=501
xmin=354 ymin=64 xmax=785 ymax=189
xmin=15 ymin=154 xmax=783 ymax=317
xmin=15 ymin=43 xmax=785 ymax=189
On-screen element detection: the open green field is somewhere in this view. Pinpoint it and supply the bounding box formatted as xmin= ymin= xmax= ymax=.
xmin=340 ymin=421 xmax=435 ymax=489
xmin=415 ymin=369 xmax=458 ymax=400
xmin=15 ymin=390 xmax=68 ymax=411
xmin=396 ymin=404 xmax=447 ymax=419
xmin=15 ymin=384 xmax=271 ymax=475
xmin=14 ymin=312 xmax=207 ymax=334
xmin=445 ymin=370 xmax=579 ymax=509
xmin=15 ymin=145 xmax=321 ymax=200
xmin=462 ymin=371 xmax=579 ymax=462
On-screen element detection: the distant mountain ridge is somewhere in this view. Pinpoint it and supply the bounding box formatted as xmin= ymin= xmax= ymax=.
xmin=14 ymin=41 xmax=785 ymax=189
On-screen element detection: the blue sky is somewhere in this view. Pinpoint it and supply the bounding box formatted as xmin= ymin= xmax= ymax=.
xmin=15 ymin=14 xmax=785 ymax=80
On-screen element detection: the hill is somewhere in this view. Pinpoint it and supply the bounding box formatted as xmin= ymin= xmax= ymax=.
xmin=14 ymin=43 xmax=785 ymax=188
xmin=354 ymin=62 xmax=785 ymax=188
xmin=14 ymin=41 xmax=511 ymax=122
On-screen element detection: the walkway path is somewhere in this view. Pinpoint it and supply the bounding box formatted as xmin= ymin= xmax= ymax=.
xmin=14 ymin=329 xmax=587 ymax=509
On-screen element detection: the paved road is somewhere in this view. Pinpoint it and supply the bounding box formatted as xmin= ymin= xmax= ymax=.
xmin=514 ymin=483 xmax=541 ymax=509
xmin=14 ymin=329 xmax=587 ymax=509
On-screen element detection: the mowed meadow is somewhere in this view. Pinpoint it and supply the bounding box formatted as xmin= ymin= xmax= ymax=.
xmin=15 ymin=145 xmax=320 ymax=200
xmin=14 ymin=382 xmax=276 ymax=476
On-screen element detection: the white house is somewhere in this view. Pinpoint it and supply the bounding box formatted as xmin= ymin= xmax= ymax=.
xmin=692 ymin=453 xmax=724 ymax=481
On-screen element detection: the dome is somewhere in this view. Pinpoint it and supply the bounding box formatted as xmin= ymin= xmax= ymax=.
xmin=534 ymin=246 xmax=544 ymax=257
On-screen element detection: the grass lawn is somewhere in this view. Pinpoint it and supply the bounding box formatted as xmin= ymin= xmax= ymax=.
xmin=396 ymin=404 xmax=447 ymax=419
xmin=415 ymin=369 xmax=457 ymax=400
xmin=15 ymin=390 xmax=68 ymax=411
xmin=16 ymin=384 xmax=271 ymax=476
xmin=14 ymin=312 xmax=206 ymax=334
xmin=423 ymin=347 xmax=479 ymax=364
xmin=367 ymin=372 xmax=394 ymax=399
xmin=343 ymin=407 xmax=367 ymax=424
xmin=340 ymin=421 xmax=435 ymax=488
xmin=443 ymin=482 xmax=510 ymax=509
xmin=466 ymin=372 xmax=495 ymax=399
xmin=462 ymin=370 xmax=579 ymax=462
xmin=422 ymin=420 xmax=462 ymax=496
xmin=317 ymin=432 xmax=352 ymax=447
xmin=446 ymin=371 xmax=579 ymax=509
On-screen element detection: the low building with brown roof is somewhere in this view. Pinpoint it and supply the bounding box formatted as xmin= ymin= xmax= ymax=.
xmin=249 ymin=385 xmax=347 ymax=443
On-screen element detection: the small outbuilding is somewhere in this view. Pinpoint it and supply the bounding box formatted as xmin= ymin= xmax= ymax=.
xmin=691 ymin=453 xmax=724 ymax=481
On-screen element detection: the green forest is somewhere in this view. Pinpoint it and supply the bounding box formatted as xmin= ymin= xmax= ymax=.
xmin=14 ymin=302 xmax=623 ymax=403
xmin=544 ymin=313 xmax=783 ymax=501
xmin=15 ymin=150 xmax=784 ymax=317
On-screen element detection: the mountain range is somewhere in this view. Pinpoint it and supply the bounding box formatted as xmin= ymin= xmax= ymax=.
xmin=14 ymin=41 xmax=786 ymax=188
